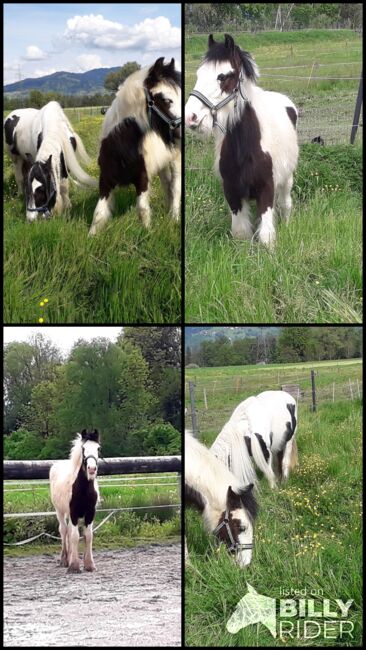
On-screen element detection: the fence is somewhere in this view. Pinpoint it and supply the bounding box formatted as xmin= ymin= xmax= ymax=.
xmin=185 ymin=366 xmax=362 ymax=435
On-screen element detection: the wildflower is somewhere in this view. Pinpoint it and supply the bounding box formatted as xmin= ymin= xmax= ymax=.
xmin=38 ymin=318 xmax=44 ymax=324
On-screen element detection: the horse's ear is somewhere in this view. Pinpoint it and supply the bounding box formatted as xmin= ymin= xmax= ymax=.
xmin=46 ymin=154 xmax=52 ymax=167
xmin=208 ymin=34 xmax=216 ymax=48
xmin=152 ymin=57 xmax=165 ymax=74
xmin=81 ymin=429 xmax=87 ymax=437
xmin=168 ymin=57 xmax=175 ymax=70
xmin=226 ymin=485 xmax=240 ymax=509
xmin=224 ymin=34 xmax=235 ymax=51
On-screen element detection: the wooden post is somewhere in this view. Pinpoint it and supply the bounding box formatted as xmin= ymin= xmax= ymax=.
xmin=311 ymin=369 xmax=317 ymax=412
xmin=357 ymin=378 xmax=360 ymax=398
xmin=350 ymin=70 xmax=363 ymax=145
xmin=307 ymin=62 xmax=316 ymax=89
xmin=189 ymin=381 xmax=198 ymax=437
xmin=203 ymin=387 xmax=208 ymax=410
xmin=349 ymin=379 xmax=354 ymax=400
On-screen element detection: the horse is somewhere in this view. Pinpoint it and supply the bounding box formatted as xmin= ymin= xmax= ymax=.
xmin=211 ymin=390 xmax=298 ymax=489
xmin=185 ymin=34 xmax=299 ymax=248
xmin=88 ymin=57 xmax=181 ymax=235
xmin=185 ymin=430 xmax=258 ymax=568
xmin=49 ymin=429 xmax=101 ymax=573
xmin=4 ymin=101 xmax=96 ymax=221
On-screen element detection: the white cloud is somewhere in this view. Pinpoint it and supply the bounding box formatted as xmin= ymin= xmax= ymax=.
xmin=64 ymin=13 xmax=181 ymax=52
xmin=76 ymin=53 xmax=103 ymax=71
xmin=32 ymin=67 xmax=58 ymax=78
xmin=24 ymin=45 xmax=47 ymax=61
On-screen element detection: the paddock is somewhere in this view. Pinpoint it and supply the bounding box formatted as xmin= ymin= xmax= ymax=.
xmin=4 ymin=544 xmax=181 ymax=647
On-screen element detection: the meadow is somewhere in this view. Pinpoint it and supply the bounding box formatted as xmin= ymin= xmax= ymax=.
xmin=185 ymin=30 xmax=362 ymax=323
xmin=4 ymin=472 xmax=181 ymax=556
xmin=4 ymin=111 xmax=181 ymax=324
xmin=184 ymin=361 xmax=362 ymax=645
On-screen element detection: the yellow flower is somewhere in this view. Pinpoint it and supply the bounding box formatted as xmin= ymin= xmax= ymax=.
xmin=38 ymin=318 xmax=44 ymax=324
xmin=40 ymin=301 xmax=44 ymax=307
xmin=44 ymin=298 xmax=49 ymax=303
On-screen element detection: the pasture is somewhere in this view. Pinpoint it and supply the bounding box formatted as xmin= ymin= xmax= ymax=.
xmin=184 ymin=361 xmax=362 ymax=646
xmin=3 ymin=111 xmax=181 ymax=324
xmin=185 ymin=30 xmax=362 ymax=323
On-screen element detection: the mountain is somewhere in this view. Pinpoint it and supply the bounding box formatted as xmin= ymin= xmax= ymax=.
xmin=4 ymin=67 xmax=121 ymax=96
xmin=185 ymin=327 xmax=281 ymax=348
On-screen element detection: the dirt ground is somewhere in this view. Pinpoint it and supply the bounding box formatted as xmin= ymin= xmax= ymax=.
xmin=4 ymin=544 xmax=181 ymax=647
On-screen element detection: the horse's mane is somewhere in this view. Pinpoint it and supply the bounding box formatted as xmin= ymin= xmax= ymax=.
xmin=211 ymin=417 xmax=259 ymax=489
xmin=69 ymin=433 xmax=83 ymax=473
xmin=204 ymin=34 xmax=259 ymax=83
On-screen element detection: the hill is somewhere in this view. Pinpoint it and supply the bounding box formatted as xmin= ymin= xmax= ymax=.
xmin=4 ymin=67 xmax=121 ymax=96
xmin=185 ymin=327 xmax=281 ymax=348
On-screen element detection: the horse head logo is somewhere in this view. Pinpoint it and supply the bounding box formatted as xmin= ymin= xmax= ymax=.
xmin=226 ymin=583 xmax=276 ymax=637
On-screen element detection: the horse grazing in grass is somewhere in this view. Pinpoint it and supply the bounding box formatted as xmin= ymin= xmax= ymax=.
xmin=185 ymin=431 xmax=258 ymax=568
xmin=89 ymin=57 xmax=181 ymax=235
xmin=4 ymin=101 xmax=96 ymax=221
xmin=211 ymin=390 xmax=298 ymax=490
xmin=50 ymin=429 xmax=101 ymax=573
xmin=185 ymin=34 xmax=299 ymax=248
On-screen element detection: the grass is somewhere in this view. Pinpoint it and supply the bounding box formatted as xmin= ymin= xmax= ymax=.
xmin=4 ymin=113 xmax=181 ymax=324
xmin=185 ymin=397 xmax=362 ymax=647
xmin=185 ymin=30 xmax=362 ymax=323
xmin=4 ymin=472 xmax=181 ymax=555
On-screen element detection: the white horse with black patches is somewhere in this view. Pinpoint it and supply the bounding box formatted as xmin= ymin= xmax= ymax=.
xmin=4 ymin=101 xmax=96 ymax=221
xmin=211 ymin=390 xmax=298 ymax=489
xmin=50 ymin=429 xmax=101 ymax=573
xmin=185 ymin=34 xmax=299 ymax=247
xmin=89 ymin=57 xmax=181 ymax=235
xmin=185 ymin=430 xmax=258 ymax=568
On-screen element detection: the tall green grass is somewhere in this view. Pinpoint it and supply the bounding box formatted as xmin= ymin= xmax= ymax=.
xmin=185 ymin=399 xmax=362 ymax=646
xmin=4 ymin=113 xmax=181 ymax=324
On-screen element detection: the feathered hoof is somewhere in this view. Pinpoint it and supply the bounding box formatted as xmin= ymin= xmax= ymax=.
xmin=84 ymin=564 xmax=96 ymax=572
xmin=67 ymin=564 xmax=81 ymax=574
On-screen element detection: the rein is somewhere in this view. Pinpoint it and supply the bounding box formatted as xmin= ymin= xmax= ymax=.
xmin=212 ymin=507 xmax=254 ymax=553
xmin=189 ymin=76 xmax=247 ymax=135
xmin=144 ymin=88 xmax=182 ymax=142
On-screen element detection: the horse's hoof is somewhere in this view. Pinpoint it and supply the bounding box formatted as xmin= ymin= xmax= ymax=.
xmin=84 ymin=565 xmax=96 ymax=572
xmin=67 ymin=565 xmax=81 ymax=574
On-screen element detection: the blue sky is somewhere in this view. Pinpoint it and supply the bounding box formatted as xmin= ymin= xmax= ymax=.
xmin=4 ymin=3 xmax=181 ymax=84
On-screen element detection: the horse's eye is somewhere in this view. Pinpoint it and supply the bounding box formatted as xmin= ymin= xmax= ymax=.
xmin=239 ymin=526 xmax=246 ymax=533
xmin=217 ymin=74 xmax=225 ymax=82
xmin=164 ymin=98 xmax=173 ymax=105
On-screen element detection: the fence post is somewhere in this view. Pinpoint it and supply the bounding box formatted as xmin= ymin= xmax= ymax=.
xmin=189 ymin=381 xmax=198 ymax=437
xmin=203 ymin=387 xmax=208 ymax=410
xmin=332 ymin=382 xmax=335 ymax=403
xmin=311 ymin=369 xmax=317 ymax=412
xmin=357 ymin=378 xmax=360 ymax=398
xmin=350 ymin=70 xmax=363 ymax=144
xmin=349 ymin=379 xmax=354 ymax=400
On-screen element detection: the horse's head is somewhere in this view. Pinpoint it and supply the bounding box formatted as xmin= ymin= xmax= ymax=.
xmin=185 ymin=33 xmax=258 ymax=135
xmin=214 ymin=484 xmax=258 ymax=568
xmin=144 ymin=57 xmax=182 ymax=144
xmin=80 ymin=429 xmax=101 ymax=480
xmin=25 ymin=154 xmax=56 ymax=221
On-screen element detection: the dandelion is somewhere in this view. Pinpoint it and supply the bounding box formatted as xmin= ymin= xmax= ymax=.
xmin=38 ymin=317 xmax=44 ymax=324
xmin=44 ymin=298 xmax=49 ymax=303
xmin=40 ymin=301 xmax=45 ymax=307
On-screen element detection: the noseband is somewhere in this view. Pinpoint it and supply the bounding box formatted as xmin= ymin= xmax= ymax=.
xmin=82 ymin=447 xmax=99 ymax=469
xmin=189 ymin=76 xmax=247 ymax=135
xmin=145 ymin=88 xmax=182 ymax=142
xmin=213 ymin=508 xmax=254 ymax=553
xmin=27 ymin=167 xmax=56 ymax=215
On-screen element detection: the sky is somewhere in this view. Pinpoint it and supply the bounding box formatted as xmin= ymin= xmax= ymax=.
xmin=4 ymin=3 xmax=181 ymax=84
xmin=4 ymin=326 xmax=123 ymax=355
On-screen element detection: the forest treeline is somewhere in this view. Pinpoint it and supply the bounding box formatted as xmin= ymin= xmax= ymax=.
xmin=4 ymin=327 xmax=181 ymax=460
xmin=185 ymin=3 xmax=362 ymax=33
xmin=185 ymin=327 xmax=362 ymax=367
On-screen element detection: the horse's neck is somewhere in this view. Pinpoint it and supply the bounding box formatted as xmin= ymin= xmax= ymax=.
xmin=186 ymin=434 xmax=234 ymax=513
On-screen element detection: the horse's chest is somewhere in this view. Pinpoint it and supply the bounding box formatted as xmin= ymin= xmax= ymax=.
xmin=70 ymin=472 xmax=97 ymax=523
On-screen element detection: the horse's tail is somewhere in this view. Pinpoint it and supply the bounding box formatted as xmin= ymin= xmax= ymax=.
xmin=72 ymin=131 xmax=92 ymax=166
xmin=61 ymin=132 xmax=97 ymax=188
xmin=250 ymin=433 xmax=277 ymax=489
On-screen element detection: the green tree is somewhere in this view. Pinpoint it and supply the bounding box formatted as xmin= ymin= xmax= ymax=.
xmin=104 ymin=61 xmax=141 ymax=93
xmin=29 ymin=89 xmax=44 ymax=108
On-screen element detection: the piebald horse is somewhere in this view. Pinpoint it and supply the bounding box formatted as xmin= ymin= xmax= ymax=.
xmin=211 ymin=390 xmax=298 ymax=489
xmin=185 ymin=430 xmax=258 ymax=567
xmin=185 ymin=34 xmax=299 ymax=247
xmin=4 ymin=101 xmax=96 ymax=221
xmin=50 ymin=429 xmax=101 ymax=573
xmin=89 ymin=57 xmax=181 ymax=235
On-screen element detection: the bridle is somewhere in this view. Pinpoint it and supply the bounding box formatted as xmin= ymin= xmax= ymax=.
xmin=189 ymin=74 xmax=247 ymax=135
xmin=212 ymin=507 xmax=254 ymax=554
xmin=82 ymin=445 xmax=99 ymax=470
xmin=27 ymin=165 xmax=56 ymax=216
xmin=144 ymin=87 xmax=182 ymax=142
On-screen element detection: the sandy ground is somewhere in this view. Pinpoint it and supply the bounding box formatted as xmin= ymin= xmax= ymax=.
xmin=4 ymin=544 xmax=181 ymax=647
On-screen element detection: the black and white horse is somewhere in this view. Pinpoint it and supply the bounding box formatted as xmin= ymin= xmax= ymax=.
xmin=211 ymin=390 xmax=298 ymax=489
xmin=4 ymin=101 xmax=96 ymax=221
xmin=185 ymin=34 xmax=299 ymax=247
xmin=185 ymin=430 xmax=258 ymax=568
xmin=49 ymin=429 xmax=101 ymax=573
xmin=89 ymin=57 xmax=181 ymax=235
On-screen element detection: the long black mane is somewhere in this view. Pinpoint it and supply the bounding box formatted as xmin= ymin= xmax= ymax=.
xmin=204 ymin=34 xmax=258 ymax=83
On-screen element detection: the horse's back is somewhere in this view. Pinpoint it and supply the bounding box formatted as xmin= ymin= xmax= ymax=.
xmin=4 ymin=108 xmax=39 ymax=159
xmin=256 ymin=390 xmax=297 ymax=449
xmin=49 ymin=459 xmax=73 ymax=514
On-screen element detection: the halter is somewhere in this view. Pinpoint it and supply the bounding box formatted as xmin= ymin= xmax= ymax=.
xmin=189 ymin=75 xmax=247 ymax=135
xmin=82 ymin=446 xmax=99 ymax=469
xmin=212 ymin=508 xmax=254 ymax=554
xmin=144 ymin=88 xmax=182 ymax=142
xmin=26 ymin=168 xmax=56 ymax=215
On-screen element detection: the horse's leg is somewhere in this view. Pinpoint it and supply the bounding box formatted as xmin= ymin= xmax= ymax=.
xmin=13 ymin=156 xmax=24 ymax=196
xmin=135 ymin=171 xmax=151 ymax=228
xmin=282 ymin=438 xmax=296 ymax=480
xmin=67 ymin=522 xmax=81 ymax=573
xmin=169 ymin=153 xmax=181 ymax=220
xmin=256 ymin=182 xmax=275 ymax=248
xmin=88 ymin=186 xmax=116 ymax=236
xmin=277 ymin=449 xmax=284 ymax=481
xmin=58 ymin=513 xmax=69 ymax=567
xmin=83 ymin=523 xmax=96 ymax=572
xmin=277 ymin=174 xmax=294 ymax=224
xmin=158 ymin=167 xmax=172 ymax=211
xmin=222 ymin=179 xmax=253 ymax=240
xmin=60 ymin=177 xmax=71 ymax=211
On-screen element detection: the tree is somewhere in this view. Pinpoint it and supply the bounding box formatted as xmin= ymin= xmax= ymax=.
xmin=104 ymin=62 xmax=141 ymax=93
xmin=29 ymin=89 xmax=44 ymax=108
